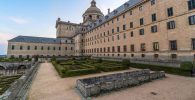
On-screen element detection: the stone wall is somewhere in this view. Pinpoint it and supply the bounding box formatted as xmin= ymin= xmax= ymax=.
xmin=76 ymin=69 xmax=165 ymax=98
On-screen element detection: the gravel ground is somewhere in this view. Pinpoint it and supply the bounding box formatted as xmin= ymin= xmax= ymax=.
xmin=28 ymin=63 xmax=195 ymax=100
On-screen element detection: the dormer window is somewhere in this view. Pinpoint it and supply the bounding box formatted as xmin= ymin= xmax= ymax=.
xmin=105 ymin=15 xmax=109 ymax=19
xmin=124 ymin=3 xmax=129 ymax=8
xmin=114 ymin=10 xmax=118 ymax=14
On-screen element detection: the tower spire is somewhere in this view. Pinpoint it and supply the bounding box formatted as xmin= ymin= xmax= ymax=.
xmin=91 ymin=0 xmax=96 ymax=7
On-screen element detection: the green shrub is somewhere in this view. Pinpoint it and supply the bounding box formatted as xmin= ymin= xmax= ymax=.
xmin=181 ymin=62 xmax=193 ymax=70
xmin=65 ymin=68 xmax=99 ymax=77
xmin=122 ymin=59 xmax=130 ymax=68
xmin=97 ymin=58 xmax=103 ymax=63
xmin=130 ymin=63 xmax=192 ymax=76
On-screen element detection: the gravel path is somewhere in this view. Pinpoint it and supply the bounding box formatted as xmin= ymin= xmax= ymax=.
xmin=28 ymin=63 xmax=195 ymax=100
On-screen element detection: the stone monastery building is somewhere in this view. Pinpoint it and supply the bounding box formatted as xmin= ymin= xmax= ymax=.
xmin=7 ymin=0 xmax=195 ymax=61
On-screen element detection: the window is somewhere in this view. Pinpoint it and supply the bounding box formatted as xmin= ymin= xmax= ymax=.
xmin=107 ymin=47 xmax=110 ymax=52
xmin=35 ymin=46 xmax=37 ymax=50
xmin=48 ymin=46 xmax=50 ymax=50
xmin=139 ymin=6 xmax=143 ymax=11
xmin=189 ymin=15 xmax=195 ymax=25
xmin=123 ymin=14 xmax=125 ymax=18
xmin=117 ymin=35 xmax=120 ymax=40
xmin=131 ymin=44 xmax=135 ymax=52
xmin=170 ymin=40 xmax=177 ymax=50
xmin=123 ymin=24 xmax=126 ymax=30
xmin=112 ymin=36 xmax=114 ymax=41
xmin=124 ymin=33 xmax=126 ymax=39
xmin=59 ymin=47 xmax=61 ymax=50
xmin=171 ymin=54 xmax=177 ymax=59
xmin=20 ymin=46 xmax=23 ymax=50
xmin=117 ymin=27 xmax=120 ymax=32
xmin=167 ymin=7 xmax=173 ymax=17
xmin=123 ymin=45 xmax=127 ymax=52
xmin=141 ymin=43 xmax=146 ymax=51
xmin=153 ymin=42 xmax=159 ymax=51
xmin=141 ymin=54 xmax=145 ymax=58
xmin=139 ymin=29 xmax=145 ymax=35
xmin=151 ymin=0 xmax=156 ymax=5
xmin=112 ymin=29 xmax=115 ymax=33
xmin=130 ymin=11 xmax=132 ymax=15
xmin=130 ymin=31 xmax=134 ymax=37
xmin=117 ymin=17 xmax=119 ymax=21
xmin=192 ymin=38 xmax=195 ymax=50
xmin=41 ymin=46 xmax=44 ymax=50
xmin=112 ymin=46 xmax=115 ymax=52
xmin=140 ymin=18 xmax=144 ymax=25
xmin=11 ymin=45 xmax=15 ymax=50
xmin=28 ymin=46 xmax=30 ymax=50
xmin=151 ymin=25 xmax=158 ymax=33
xmin=131 ymin=54 xmax=134 ymax=57
xmin=188 ymin=0 xmax=195 ymax=10
xmin=53 ymin=47 xmax=56 ymax=50
xmin=152 ymin=13 xmax=156 ymax=22
xmin=167 ymin=21 xmax=176 ymax=29
xmin=117 ymin=46 xmax=120 ymax=52
xmin=130 ymin=22 xmax=133 ymax=28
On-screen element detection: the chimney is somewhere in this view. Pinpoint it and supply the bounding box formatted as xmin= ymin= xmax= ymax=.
xmin=57 ymin=18 xmax=61 ymax=21
xmin=108 ymin=8 xmax=110 ymax=14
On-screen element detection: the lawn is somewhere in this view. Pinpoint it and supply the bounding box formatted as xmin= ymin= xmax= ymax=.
xmin=52 ymin=59 xmax=129 ymax=77
xmin=0 ymin=75 xmax=21 ymax=95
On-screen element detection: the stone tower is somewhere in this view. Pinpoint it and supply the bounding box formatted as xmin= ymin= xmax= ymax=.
xmin=83 ymin=0 xmax=104 ymax=25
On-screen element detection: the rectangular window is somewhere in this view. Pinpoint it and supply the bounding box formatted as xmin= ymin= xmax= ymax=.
xmin=28 ymin=46 xmax=30 ymax=50
xmin=167 ymin=21 xmax=176 ymax=29
xmin=130 ymin=44 xmax=135 ymax=52
xmin=130 ymin=31 xmax=134 ymax=37
xmin=153 ymin=42 xmax=159 ymax=51
xmin=152 ymin=13 xmax=156 ymax=22
xmin=123 ymin=45 xmax=127 ymax=52
xmin=151 ymin=25 xmax=158 ymax=33
xmin=140 ymin=43 xmax=146 ymax=51
xmin=117 ymin=46 xmax=120 ymax=52
xmin=192 ymin=38 xmax=195 ymax=50
xmin=130 ymin=22 xmax=133 ymax=28
xmin=53 ymin=47 xmax=56 ymax=50
xmin=59 ymin=47 xmax=61 ymax=50
xmin=123 ymin=14 xmax=125 ymax=18
xmin=41 ymin=46 xmax=44 ymax=50
xmin=123 ymin=24 xmax=126 ymax=30
xmin=167 ymin=7 xmax=174 ymax=17
xmin=112 ymin=36 xmax=114 ymax=41
xmin=170 ymin=40 xmax=177 ymax=50
xmin=189 ymin=15 xmax=195 ymax=25
xmin=107 ymin=47 xmax=110 ymax=52
xmin=117 ymin=35 xmax=120 ymax=40
xmin=139 ymin=29 xmax=145 ymax=35
xmin=117 ymin=27 xmax=120 ymax=32
xmin=112 ymin=46 xmax=115 ymax=52
xmin=35 ymin=46 xmax=37 ymax=50
xmin=188 ymin=0 xmax=195 ymax=10
xmin=112 ymin=29 xmax=115 ymax=33
xmin=151 ymin=0 xmax=156 ymax=5
xmin=11 ymin=45 xmax=15 ymax=50
xmin=140 ymin=18 xmax=144 ymax=25
xmin=20 ymin=46 xmax=23 ymax=50
xmin=124 ymin=33 xmax=126 ymax=39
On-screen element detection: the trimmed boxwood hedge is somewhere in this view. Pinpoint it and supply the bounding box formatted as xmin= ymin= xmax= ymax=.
xmin=64 ymin=68 xmax=100 ymax=77
xmin=130 ymin=63 xmax=192 ymax=76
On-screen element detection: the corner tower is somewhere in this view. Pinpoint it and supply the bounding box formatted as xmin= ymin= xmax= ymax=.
xmin=83 ymin=0 xmax=104 ymax=25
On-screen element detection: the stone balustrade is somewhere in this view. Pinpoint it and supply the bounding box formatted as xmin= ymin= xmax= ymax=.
xmin=76 ymin=69 xmax=165 ymax=98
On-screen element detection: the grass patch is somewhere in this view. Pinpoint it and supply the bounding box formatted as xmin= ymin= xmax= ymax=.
xmin=0 ymin=75 xmax=21 ymax=95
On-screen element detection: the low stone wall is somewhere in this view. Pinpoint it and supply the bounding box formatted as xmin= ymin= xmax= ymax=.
xmin=76 ymin=69 xmax=165 ymax=98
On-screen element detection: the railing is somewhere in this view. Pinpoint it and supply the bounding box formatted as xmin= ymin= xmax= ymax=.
xmin=0 ymin=62 xmax=40 ymax=100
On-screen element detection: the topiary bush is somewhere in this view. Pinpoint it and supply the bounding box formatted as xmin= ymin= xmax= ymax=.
xmin=181 ymin=62 xmax=193 ymax=70
xmin=97 ymin=58 xmax=103 ymax=63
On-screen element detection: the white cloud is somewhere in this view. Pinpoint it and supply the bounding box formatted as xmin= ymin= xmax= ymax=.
xmin=0 ymin=32 xmax=16 ymax=55
xmin=8 ymin=17 xmax=29 ymax=24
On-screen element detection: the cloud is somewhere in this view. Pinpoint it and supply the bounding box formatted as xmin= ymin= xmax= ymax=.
xmin=0 ymin=32 xmax=16 ymax=55
xmin=8 ymin=17 xmax=29 ymax=24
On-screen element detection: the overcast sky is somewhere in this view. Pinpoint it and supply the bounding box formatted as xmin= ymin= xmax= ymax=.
xmin=0 ymin=0 xmax=128 ymax=55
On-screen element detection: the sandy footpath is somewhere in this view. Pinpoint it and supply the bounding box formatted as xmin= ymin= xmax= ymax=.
xmin=28 ymin=63 xmax=195 ymax=100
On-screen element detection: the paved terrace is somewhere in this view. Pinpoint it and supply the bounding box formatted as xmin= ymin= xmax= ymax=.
xmin=28 ymin=63 xmax=195 ymax=100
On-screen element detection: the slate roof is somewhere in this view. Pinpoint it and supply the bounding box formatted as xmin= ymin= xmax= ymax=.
xmin=8 ymin=36 xmax=63 ymax=44
xmin=87 ymin=0 xmax=143 ymax=30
